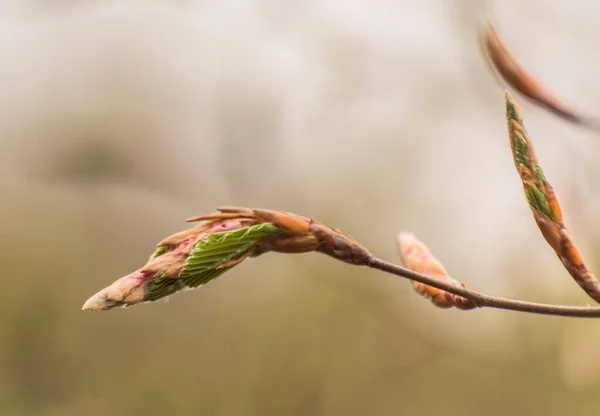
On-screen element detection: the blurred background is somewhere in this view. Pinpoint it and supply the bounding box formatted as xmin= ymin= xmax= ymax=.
xmin=2 ymin=0 xmax=600 ymax=414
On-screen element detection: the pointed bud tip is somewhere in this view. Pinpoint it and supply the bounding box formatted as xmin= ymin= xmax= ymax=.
xmin=397 ymin=232 xmax=416 ymax=249
xmin=397 ymin=232 xmax=416 ymax=240
xmin=81 ymin=294 xmax=109 ymax=311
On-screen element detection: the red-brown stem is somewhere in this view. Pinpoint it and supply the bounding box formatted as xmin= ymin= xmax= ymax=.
xmin=366 ymin=255 xmax=600 ymax=318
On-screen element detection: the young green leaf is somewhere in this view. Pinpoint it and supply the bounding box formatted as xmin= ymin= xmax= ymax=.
xmin=83 ymin=208 xmax=371 ymax=311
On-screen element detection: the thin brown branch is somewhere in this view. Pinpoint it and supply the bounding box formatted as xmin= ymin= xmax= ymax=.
xmin=366 ymin=255 xmax=600 ymax=318
xmin=84 ymin=206 xmax=600 ymax=318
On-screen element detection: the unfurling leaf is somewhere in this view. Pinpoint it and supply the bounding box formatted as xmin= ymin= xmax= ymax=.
xmin=83 ymin=207 xmax=371 ymax=311
xmin=481 ymin=21 xmax=597 ymax=129
xmin=505 ymin=92 xmax=600 ymax=304
xmin=397 ymin=233 xmax=476 ymax=310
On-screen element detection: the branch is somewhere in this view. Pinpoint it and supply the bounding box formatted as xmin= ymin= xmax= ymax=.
xmin=366 ymin=255 xmax=600 ymax=318
xmin=80 ymin=91 xmax=600 ymax=318
xmin=82 ymin=206 xmax=600 ymax=318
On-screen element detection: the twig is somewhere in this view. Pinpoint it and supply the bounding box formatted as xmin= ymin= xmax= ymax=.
xmin=366 ymin=255 xmax=600 ymax=318
xmin=84 ymin=206 xmax=600 ymax=318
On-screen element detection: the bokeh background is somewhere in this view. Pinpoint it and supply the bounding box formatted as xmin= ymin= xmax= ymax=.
xmin=3 ymin=0 xmax=600 ymax=414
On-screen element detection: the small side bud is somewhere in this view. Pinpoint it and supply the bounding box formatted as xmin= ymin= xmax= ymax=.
xmin=397 ymin=233 xmax=475 ymax=310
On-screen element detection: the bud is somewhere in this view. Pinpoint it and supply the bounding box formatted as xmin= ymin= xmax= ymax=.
xmin=83 ymin=207 xmax=371 ymax=311
xmin=397 ymin=232 xmax=475 ymax=310
xmin=505 ymin=92 xmax=600 ymax=304
xmin=82 ymin=218 xmax=280 ymax=310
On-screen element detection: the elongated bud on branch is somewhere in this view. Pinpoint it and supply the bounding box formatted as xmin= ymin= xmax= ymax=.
xmin=83 ymin=207 xmax=371 ymax=311
xmin=397 ymin=233 xmax=476 ymax=310
xmin=505 ymin=92 xmax=600 ymax=304
xmin=82 ymin=218 xmax=280 ymax=310
xmin=481 ymin=20 xmax=598 ymax=129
